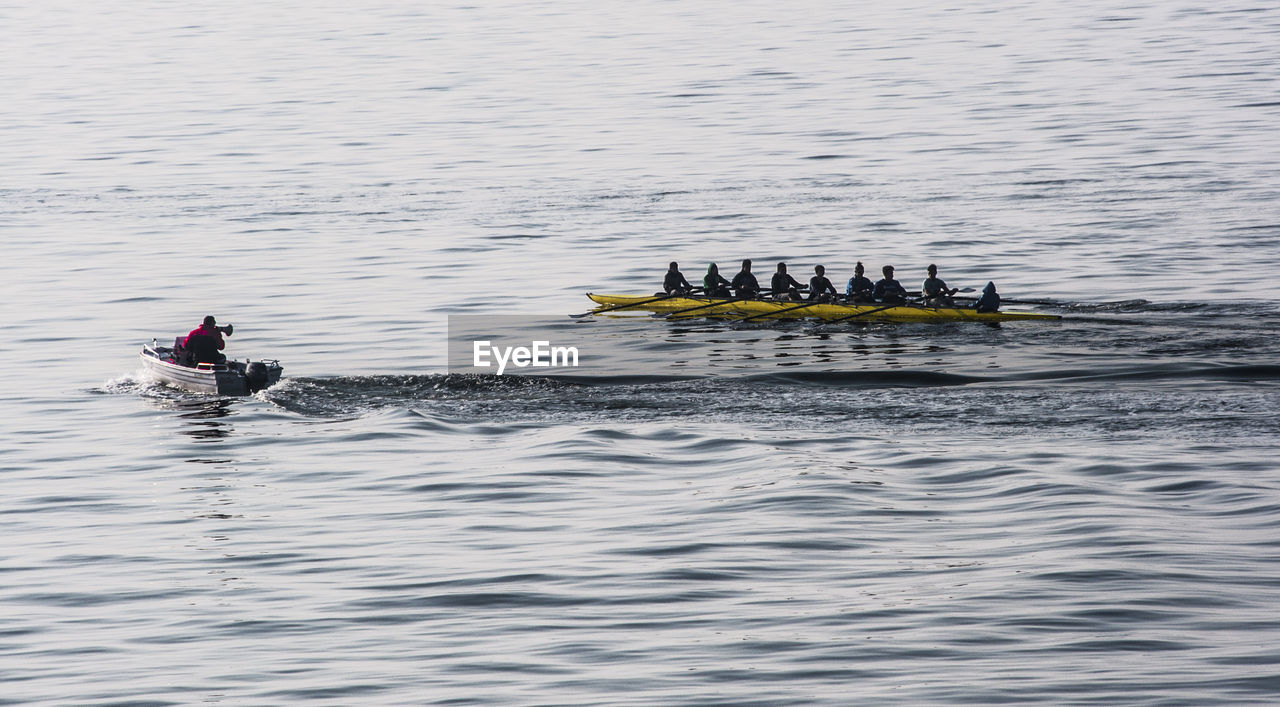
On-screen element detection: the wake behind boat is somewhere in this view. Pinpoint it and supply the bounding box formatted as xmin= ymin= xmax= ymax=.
xmin=584 ymin=293 xmax=1061 ymax=323
xmin=140 ymin=340 xmax=283 ymax=395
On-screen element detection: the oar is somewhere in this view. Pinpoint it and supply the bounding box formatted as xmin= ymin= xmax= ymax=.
xmin=896 ymin=287 xmax=973 ymax=298
xmin=570 ymin=290 xmax=700 ymax=318
xmin=651 ymin=293 xmax=757 ymax=318
xmin=733 ymin=297 xmax=831 ymax=324
xmin=953 ymin=294 xmax=1057 ymax=306
xmin=909 ymin=286 xmax=975 ymax=301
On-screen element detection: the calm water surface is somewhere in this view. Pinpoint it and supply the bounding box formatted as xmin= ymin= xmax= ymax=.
xmin=3 ymin=1 xmax=1280 ymax=704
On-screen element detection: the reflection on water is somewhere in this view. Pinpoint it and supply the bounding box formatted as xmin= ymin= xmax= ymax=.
xmin=137 ymin=396 xmax=238 ymax=440
xmin=181 ymin=474 xmax=244 ymax=521
xmin=178 ymin=400 xmax=234 ymax=441
xmin=174 ymin=398 xmax=233 ymax=418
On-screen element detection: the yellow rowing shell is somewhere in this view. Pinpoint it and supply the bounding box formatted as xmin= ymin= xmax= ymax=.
xmin=586 ymin=294 xmax=1061 ymax=323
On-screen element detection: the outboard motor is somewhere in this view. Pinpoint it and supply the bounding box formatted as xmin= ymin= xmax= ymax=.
xmin=245 ymin=361 xmax=270 ymax=393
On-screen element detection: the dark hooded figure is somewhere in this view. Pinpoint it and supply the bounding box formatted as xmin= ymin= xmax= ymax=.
xmin=974 ymin=281 xmax=1001 ymax=313
xmin=730 ymin=259 xmax=760 ymax=298
xmin=704 ymin=263 xmax=732 ymax=298
xmin=770 ymin=262 xmax=803 ymax=300
xmin=663 ymin=261 xmax=694 ymax=295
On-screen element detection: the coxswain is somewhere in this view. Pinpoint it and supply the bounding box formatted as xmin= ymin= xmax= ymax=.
xmin=845 ymin=261 xmax=874 ymax=303
xmin=922 ymin=263 xmax=959 ymax=306
xmin=974 ymin=281 xmax=1001 ymax=312
xmin=182 ymin=315 xmax=227 ymax=366
xmin=872 ymin=265 xmax=909 ymax=304
xmin=730 ymin=259 xmax=760 ymax=298
xmin=808 ymin=265 xmax=838 ymax=301
xmin=663 ymin=261 xmax=694 ymax=295
xmin=704 ymin=263 xmax=732 ymax=298
xmin=770 ymin=262 xmax=804 ymax=300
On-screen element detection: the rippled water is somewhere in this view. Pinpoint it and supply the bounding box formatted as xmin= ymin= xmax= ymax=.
xmin=4 ymin=1 xmax=1280 ymax=704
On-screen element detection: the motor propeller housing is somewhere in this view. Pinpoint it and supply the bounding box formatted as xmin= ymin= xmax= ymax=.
xmin=245 ymin=360 xmax=268 ymax=392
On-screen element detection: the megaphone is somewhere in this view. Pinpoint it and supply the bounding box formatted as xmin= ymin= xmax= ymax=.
xmin=218 ymin=324 xmax=234 ymax=337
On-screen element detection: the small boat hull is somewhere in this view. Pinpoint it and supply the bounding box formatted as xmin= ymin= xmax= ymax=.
xmin=586 ymin=293 xmax=1061 ymax=323
xmin=140 ymin=344 xmax=283 ymax=396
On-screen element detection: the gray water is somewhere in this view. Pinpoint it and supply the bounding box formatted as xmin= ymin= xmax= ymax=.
xmin=4 ymin=2 xmax=1280 ymax=704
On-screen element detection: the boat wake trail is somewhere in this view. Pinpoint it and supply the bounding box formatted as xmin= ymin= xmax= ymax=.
xmin=255 ymin=363 xmax=1279 ymax=441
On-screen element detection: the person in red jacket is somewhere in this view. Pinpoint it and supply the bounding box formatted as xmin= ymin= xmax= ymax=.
xmin=182 ymin=315 xmax=226 ymax=365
